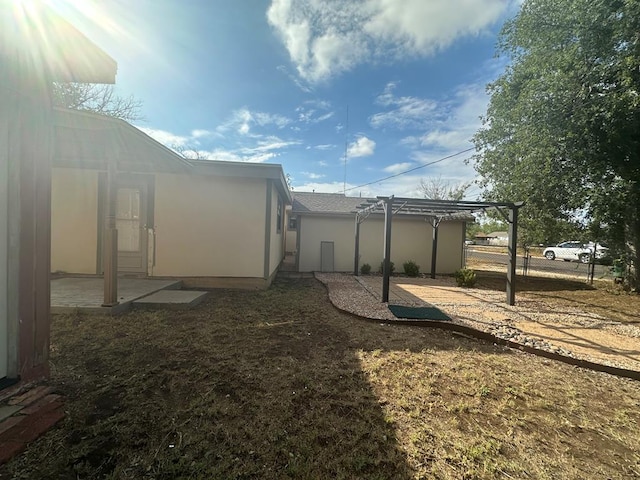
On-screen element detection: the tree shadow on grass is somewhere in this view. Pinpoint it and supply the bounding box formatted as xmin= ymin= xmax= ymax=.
xmin=9 ymin=277 xmax=639 ymax=480
xmin=8 ymin=278 xmax=441 ymax=479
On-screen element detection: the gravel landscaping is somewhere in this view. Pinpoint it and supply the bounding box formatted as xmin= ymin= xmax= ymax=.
xmin=315 ymin=272 xmax=640 ymax=373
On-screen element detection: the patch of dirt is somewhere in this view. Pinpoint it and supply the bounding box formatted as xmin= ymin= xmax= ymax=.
xmin=340 ymin=271 xmax=640 ymax=371
xmin=2 ymin=277 xmax=640 ymax=480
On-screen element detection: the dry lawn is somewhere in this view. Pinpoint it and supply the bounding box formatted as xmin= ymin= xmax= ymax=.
xmin=2 ymin=277 xmax=640 ymax=479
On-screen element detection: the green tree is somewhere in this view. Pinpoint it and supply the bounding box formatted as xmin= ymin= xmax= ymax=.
xmin=473 ymin=0 xmax=640 ymax=287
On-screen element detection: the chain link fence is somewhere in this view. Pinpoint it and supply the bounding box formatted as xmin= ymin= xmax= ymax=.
xmin=464 ymin=245 xmax=615 ymax=283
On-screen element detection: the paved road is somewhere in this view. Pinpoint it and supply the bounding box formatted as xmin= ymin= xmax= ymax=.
xmin=466 ymin=248 xmax=610 ymax=278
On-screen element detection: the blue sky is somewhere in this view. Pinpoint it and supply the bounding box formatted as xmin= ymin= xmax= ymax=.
xmin=50 ymin=0 xmax=522 ymax=198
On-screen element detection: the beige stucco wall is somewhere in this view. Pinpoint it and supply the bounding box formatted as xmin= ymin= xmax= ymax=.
xmin=267 ymin=184 xmax=285 ymax=278
xmin=285 ymin=227 xmax=297 ymax=254
xmin=153 ymin=173 xmax=267 ymax=278
xmin=51 ymin=167 xmax=99 ymax=274
xmin=297 ymin=214 xmax=464 ymax=274
xmin=297 ymin=216 xmax=355 ymax=272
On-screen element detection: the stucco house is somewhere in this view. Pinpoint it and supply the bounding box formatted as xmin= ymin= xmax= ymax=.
xmin=52 ymin=108 xmax=291 ymax=289
xmin=291 ymin=192 xmax=467 ymax=274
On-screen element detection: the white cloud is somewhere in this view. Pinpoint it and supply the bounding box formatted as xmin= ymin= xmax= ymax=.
xmin=138 ymin=127 xmax=190 ymax=148
xmin=364 ymin=0 xmax=505 ymax=53
xmin=314 ymin=144 xmax=336 ymax=150
xmin=267 ymin=0 xmax=512 ymax=83
xmin=301 ymin=171 xmax=325 ymax=179
xmin=138 ymin=124 xmax=299 ymax=164
xmin=191 ymin=129 xmax=213 ymax=138
xmin=383 ymin=162 xmax=413 ymax=173
xmin=372 ymin=81 xmax=487 ymax=155
xmin=347 ymin=135 xmax=376 ymax=158
xmin=370 ymin=82 xmax=438 ymax=129
xmin=296 ymin=107 xmax=335 ymax=124
xmin=295 ymin=100 xmax=335 ymax=125
xmin=239 ymin=136 xmax=301 ymax=154
xmin=204 ymin=148 xmax=279 ymax=164
xmin=217 ymin=108 xmax=291 ymax=135
xmin=417 ymin=83 xmax=488 ymax=151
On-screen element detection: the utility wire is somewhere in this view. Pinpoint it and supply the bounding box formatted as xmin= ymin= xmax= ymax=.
xmin=343 ymin=146 xmax=475 ymax=193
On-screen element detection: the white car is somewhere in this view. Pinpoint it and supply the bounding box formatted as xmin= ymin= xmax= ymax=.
xmin=543 ymin=241 xmax=609 ymax=263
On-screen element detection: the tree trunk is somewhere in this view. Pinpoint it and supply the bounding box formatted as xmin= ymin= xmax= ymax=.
xmin=628 ymin=181 xmax=640 ymax=291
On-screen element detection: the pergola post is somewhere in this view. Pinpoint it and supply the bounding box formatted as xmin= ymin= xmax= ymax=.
xmin=430 ymin=218 xmax=439 ymax=279
xmin=354 ymin=197 xmax=524 ymax=306
xmin=353 ymin=215 xmax=360 ymax=276
xmin=382 ymin=197 xmax=393 ymax=303
xmin=506 ymin=205 xmax=519 ymax=306
xmin=102 ymin=160 xmax=118 ymax=307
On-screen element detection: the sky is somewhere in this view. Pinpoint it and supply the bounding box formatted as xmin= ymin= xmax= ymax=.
xmin=48 ymin=0 xmax=523 ymax=198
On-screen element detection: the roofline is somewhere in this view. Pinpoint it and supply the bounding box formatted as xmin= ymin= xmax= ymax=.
xmin=189 ymin=160 xmax=292 ymax=204
xmin=53 ymin=107 xmax=193 ymax=170
xmin=293 ymin=210 xmax=470 ymax=221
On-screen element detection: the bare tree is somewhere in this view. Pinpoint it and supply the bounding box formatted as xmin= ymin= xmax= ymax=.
xmin=171 ymin=144 xmax=210 ymax=160
xmin=53 ymin=83 xmax=143 ymax=122
xmin=418 ymin=176 xmax=471 ymax=200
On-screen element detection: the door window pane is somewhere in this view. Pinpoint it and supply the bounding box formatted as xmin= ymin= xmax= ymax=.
xmin=116 ymin=188 xmax=140 ymax=252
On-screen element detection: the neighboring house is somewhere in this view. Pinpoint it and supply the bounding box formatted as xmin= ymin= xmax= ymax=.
xmin=474 ymin=231 xmax=509 ymax=246
xmin=487 ymin=231 xmax=509 ymax=246
xmin=292 ymin=192 xmax=467 ymax=274
xmin=1 ymin=5 xmax=117 ymax=384
xmin=51 ymin=108 xmax=291 ymax=289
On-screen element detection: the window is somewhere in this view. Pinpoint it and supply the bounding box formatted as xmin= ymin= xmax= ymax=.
xmin=276 ymin=198 xmax=282 ymax=233
xmin=288 ymin=217 xmax=297 ymax=230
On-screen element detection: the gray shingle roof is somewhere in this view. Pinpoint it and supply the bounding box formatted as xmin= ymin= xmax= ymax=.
xmin=292 ymin=192 xmax=371 ymax=214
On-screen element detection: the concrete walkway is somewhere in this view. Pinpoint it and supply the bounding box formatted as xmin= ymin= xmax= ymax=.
xmin=51 ymin=277 xmax=182 ymax=314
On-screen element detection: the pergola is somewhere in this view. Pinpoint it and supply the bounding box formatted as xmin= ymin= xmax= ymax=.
xmin=353 ymin=197 xmax=524 ymax=305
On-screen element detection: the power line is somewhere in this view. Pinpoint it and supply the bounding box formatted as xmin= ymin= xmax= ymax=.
xmin=343 ymin=146 xmax=476 ymax=193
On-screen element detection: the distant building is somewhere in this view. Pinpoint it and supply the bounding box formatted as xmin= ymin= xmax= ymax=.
xmin=473 ymin=231 xmax=509 ymax=246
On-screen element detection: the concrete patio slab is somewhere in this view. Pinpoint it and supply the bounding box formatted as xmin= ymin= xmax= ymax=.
xmin=51 ymin=277 xmax=183 ymax=314
xmin=133 ymin=290 xmax=208 ymax=310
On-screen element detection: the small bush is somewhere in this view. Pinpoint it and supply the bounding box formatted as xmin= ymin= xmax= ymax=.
xmin=378 ymin=261 xmax=395 ymax=274
xmin=360 ymin=263 xmax=371 ymax=275
xmin=454 ymin=268 xmax=477 ymax=288
xmin=403 ymin=260 xmax=420 ymax=277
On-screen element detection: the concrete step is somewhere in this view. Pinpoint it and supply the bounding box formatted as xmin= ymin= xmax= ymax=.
xmin=132 ymin=290 xmax=208 ymax=310
xmin=277 ymin=271 xmax=315 ymax=279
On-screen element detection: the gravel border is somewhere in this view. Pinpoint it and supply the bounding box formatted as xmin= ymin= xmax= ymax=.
xmin=315 ymin=272 xmax=640 ymax=375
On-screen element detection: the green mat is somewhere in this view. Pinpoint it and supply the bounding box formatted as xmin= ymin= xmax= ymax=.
xmin=388 ymin=304 xmax=451 ymax=321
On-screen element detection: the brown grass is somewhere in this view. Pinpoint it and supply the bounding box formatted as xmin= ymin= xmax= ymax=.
xmin=2 ymin=277 xmax=640 ymax=479
xmin=473 ymin=268 xmax=640 ymax=325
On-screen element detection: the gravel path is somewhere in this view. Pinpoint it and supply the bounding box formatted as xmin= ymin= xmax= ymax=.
xmin=315 ymin=272 xmax=640 ymax=373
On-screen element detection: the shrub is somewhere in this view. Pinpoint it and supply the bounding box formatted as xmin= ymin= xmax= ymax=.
xmin=403 ymin=260 xmax=420 ymax=277
xmin=454 ymin=268 xmax=477 ymax=288
xmin=378 ymin=261 xmax=395 ymax=274
xmin=360 ymin=263 xmax=371 ymax=275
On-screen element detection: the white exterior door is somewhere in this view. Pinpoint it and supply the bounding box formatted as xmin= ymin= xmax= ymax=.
xmin=115 ymin=184 xmax=148 ymax=274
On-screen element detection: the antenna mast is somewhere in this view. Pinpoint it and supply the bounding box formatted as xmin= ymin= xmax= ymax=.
xmin=343 ymin=105 xmax=349 ymax=194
